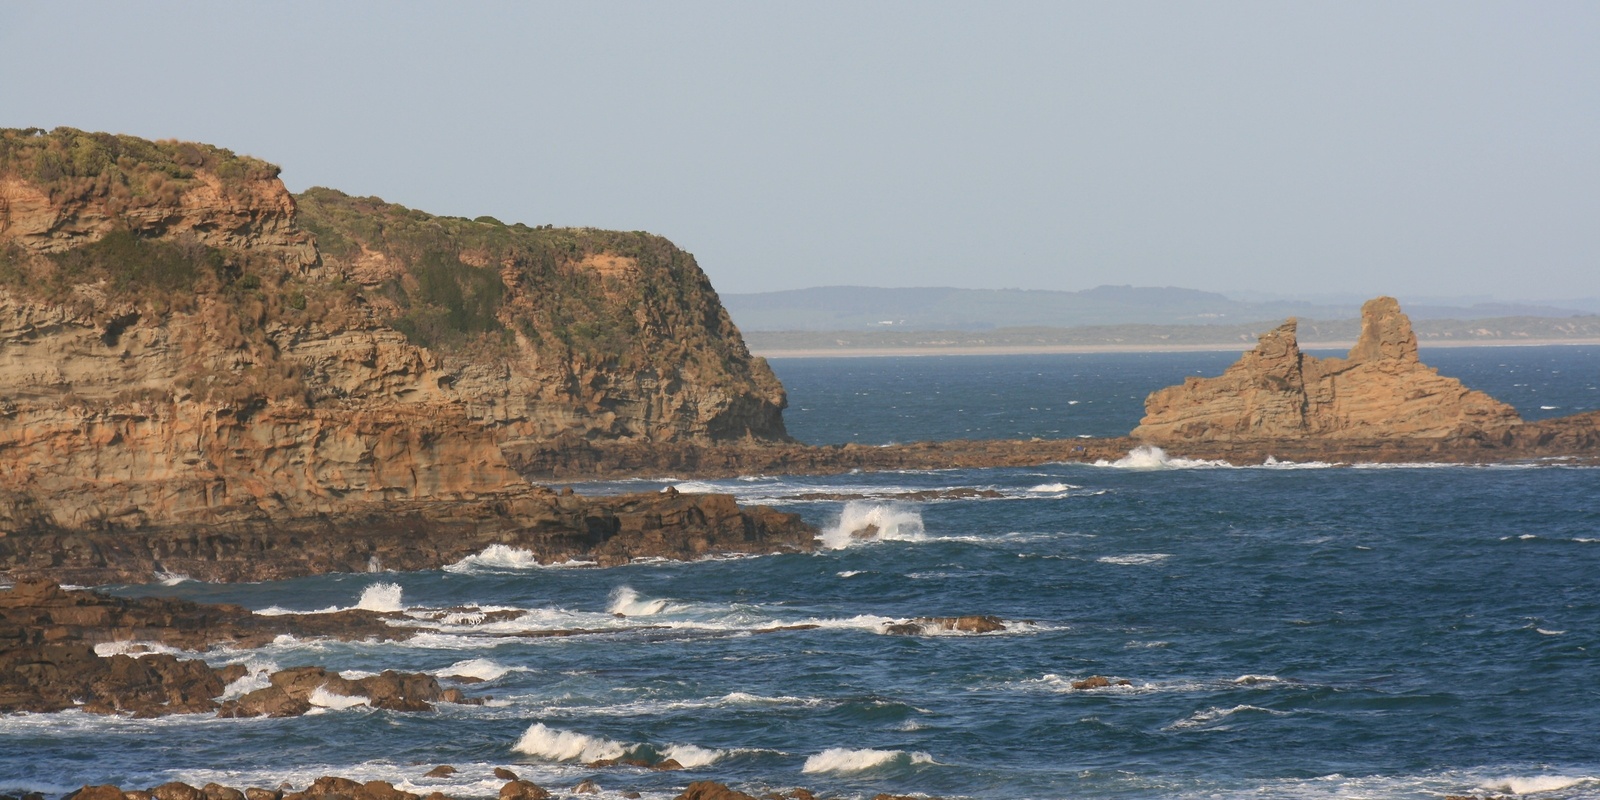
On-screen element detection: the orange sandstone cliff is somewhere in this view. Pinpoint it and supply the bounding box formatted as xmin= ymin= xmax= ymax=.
xmin=1133 ymin=296 xmax=1523 ymax=444
xmin=0 ymin=127 xmax=788 ymax=536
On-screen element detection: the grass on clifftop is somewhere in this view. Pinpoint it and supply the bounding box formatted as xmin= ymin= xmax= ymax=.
xmin=0 ymin=127 xmax=279 ymax=205
xmin=295 ymin=188 xmax=743 ymax=370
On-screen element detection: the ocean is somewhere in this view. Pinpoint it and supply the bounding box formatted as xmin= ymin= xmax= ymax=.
xmin=4 ymin=345 xmax=1598 ymax=800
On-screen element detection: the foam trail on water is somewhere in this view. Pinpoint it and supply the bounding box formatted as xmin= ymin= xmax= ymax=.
xmin=819 ymin=502 xmax=926 ymax=549
xmin=356 ymin=582 xmax=404 ymax=612
xmin=513 ymin=723 xmax=628 ymax=762
xmin=802 ymin=748 xmax=934 ymax=774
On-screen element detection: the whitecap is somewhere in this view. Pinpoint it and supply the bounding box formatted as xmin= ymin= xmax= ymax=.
xmin=1097 ymin=553 xmax=1172 ymax=566
xmin=1165 ymin=704 xmax=1284 ymax=730
xmin=513 ymin=723 xmax=629 ymax=762
xmin=818 ymin=502 xmax=926 ymax=549
xmin=801 ymin=747 xmax=934 ymax=774
xmin=1027 ymin=482 xmax=1078 ymax=493
xmin=1536 ymin=628 xmax=1566 ymax=636
xmin=356 ymin=582 xmax=404 ymax=612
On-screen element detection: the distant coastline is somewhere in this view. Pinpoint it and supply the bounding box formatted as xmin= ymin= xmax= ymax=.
xmin=754 ymin=337 xmax=1600 ymax=358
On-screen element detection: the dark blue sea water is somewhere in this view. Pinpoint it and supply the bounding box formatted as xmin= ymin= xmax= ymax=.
xmin=4 ymin=346 xmax=1598 ymax=799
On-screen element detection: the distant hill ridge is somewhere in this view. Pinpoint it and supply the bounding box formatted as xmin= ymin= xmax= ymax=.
xmin=723 ymin=285 xmax=1599 ymax=333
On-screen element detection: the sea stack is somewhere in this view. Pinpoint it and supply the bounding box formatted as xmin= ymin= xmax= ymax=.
xmin=1133 ymin=296 xmax=1522 ymax=443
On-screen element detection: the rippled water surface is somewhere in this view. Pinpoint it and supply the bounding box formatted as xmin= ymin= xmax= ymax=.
xmin=4 ymin=347 xmax=1598 ymax=799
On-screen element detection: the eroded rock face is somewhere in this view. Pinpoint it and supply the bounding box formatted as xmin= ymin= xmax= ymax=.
xmin=1133 ymin=297 xmax=1522 ymax=443
xmin=0 ymin=127 xmax=785 ymax=536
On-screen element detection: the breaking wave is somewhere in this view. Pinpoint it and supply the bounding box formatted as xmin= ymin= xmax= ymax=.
xmin=801 ymin=747 xmax=934 ymax=774
xmin=1095 ymin=446 xmax=1233 ymax=470
xmin=513 ymin=723 xmax=628 ymax=762
xmin=445 ymin=544 xmax=597 ymax=573
xmin=512 ymin=723 xmax=724 ymax=768
xmin=356 ymin=582 xmax=404 ymax=613
xmin=607 ymin=586 xmax=671 ymax=616
xmin=819 ymin=502 xmax=926 ymax=549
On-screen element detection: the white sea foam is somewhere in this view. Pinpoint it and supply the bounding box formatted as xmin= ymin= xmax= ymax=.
xmin=514 ymin=723 xmax=629 ymax=762
xmin=1094 ymin=446 xmax=1233 ymax=470
xmin=444 ymin=545 xmax=599 ymax=573
xmin=155 ymin=570 xmax=194 ymax=586
xmin=661 ymin=743 xmax=725 ymax=769
xmin=801 ymin=747 xmax=934 ymax=774
xmin=1486 ymin=775 xmax=1596 ymax=794
xmin=837 ymin=570 xmax=866 ymax=578
xmin=1027 ymin=482 xmax=1077 ymax=493
xmin=1098 ymin=553 xmax=1172 ymax=565
xmin=1165 ymin=704 xmax=1284 ymax=730
xmin=219 ymin=658 xmax=279 ymax=700
xmin=438 ymin=658 xmax=526 ymax=682
xmin=1536 ymin=628 xmax=1566 ymax=636
xmin=307 ymin=686 xmax=370 ymax=711
xmin=92 ymin=640 xmax=185 ymax=658
xmin=819 ymin=502 xmax=926 ymax=549
xmin=356 ymin=582 xmax=404 ymax=612
xmin=608 ymin=586 xmax=671 ymax=616
xmin=671 ymin=481 xmax=722 ymax=494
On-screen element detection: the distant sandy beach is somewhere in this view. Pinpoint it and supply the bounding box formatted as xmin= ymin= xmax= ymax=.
xmin=753 ymin=338 xmax=1600 ymax=359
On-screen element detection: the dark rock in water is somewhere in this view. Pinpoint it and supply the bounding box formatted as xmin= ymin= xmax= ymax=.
xmin=884 ymin=615 xmax=1008 ymax=635
xmin=492 ymin=769 xmax=518 ymax=781
xmin=0 ymin=582 xmax=481 ymax=719
xmin=217 ymin=666 xmax=461 ymax=717
xmin=421 ymin=767 xmax=456 ymax=779
xmin=0 ymin=490 xmax=816 ymax=587
xmin=1070 ymin=676 xmax=1133 ymax=690
xmin=653 ymin=759 xmax=685 ymax=771
xmin=571 ymin=781 xmax=600 ymax=795
xmin=675 ymin=783 xmax=759 ymax=800
xmin=243 ymin=790 xmax=281 ymax=800
xmin=497 ymin=780 xmax=549 ymax=800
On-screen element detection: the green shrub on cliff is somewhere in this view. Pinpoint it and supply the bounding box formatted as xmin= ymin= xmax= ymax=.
xmin=0 ymin=127 xmax=279 ymax=204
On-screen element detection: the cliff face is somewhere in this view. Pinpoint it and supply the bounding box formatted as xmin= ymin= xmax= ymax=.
xmin=0 ymin=128 xmax=785 ymax=532
xmin=1134 ymin=297 xmax=1523 ymax=443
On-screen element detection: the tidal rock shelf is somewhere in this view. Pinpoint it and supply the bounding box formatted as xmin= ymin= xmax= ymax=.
xmin=0 ymin=488 xmax=813 ymax=586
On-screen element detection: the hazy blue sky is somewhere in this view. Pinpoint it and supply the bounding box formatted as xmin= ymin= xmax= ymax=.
xmin=2 ymin=2 xmax=1597 ymax=301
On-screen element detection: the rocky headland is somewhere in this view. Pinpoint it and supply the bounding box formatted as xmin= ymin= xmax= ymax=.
xmin=0 ymin=127 xmax=808 ymax=585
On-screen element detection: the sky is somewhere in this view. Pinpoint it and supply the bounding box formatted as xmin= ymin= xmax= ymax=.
xmin=2 ymin=1 xmax=1597 ymax=302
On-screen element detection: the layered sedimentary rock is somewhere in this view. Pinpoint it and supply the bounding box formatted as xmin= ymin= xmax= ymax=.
xmin=0 ymin=127 xmax=786 ymax=538
xmin=1133 ymin=297 xmax=1523 ymax=443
